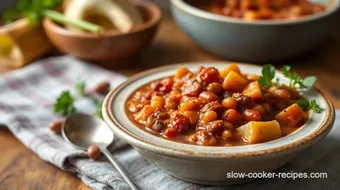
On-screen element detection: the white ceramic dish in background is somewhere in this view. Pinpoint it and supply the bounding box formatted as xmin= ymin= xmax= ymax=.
xmin=171 ymin=0 xmax=340 ymax=62
xmin=102 ymin=62 xmax=335 ymax=185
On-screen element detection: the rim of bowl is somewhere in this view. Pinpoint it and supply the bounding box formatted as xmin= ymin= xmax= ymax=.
xmin=103 ymin=62 xmax=335 ymax=159
xmin=171 ymin=0 xmax=340 ymax=25
xmin=42 ymin=0 xmax=161 ymax=38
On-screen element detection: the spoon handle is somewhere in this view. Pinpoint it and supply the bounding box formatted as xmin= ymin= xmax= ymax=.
xmin=101 ymin=148 xmax=141 ymax=190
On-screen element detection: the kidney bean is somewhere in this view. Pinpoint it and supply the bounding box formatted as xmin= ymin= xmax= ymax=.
xmin=202 ymin=111 xmax=218 ymax=123
xmin=197 ymin=67 xmax=222 ymax=84
xmin=88 ymin=145 xmax=101 ymax=160
xmin=172 ymin=114 xmax=190 ymax=133
xmin=94 ymin=81 xmax=110 ymax=95
xmin=222 ymin=97 xmax=238 ymax=109
xmin=243 ymin=109 xmax=261 ymax=121
xmin=222 ymin=109 xmax=244 ymax=125
xmin=252 ymin=104 xmax=265 ymax=115
xmin=163 ymin=128 xmax=177 ymax=138
xmin=199 ymin=91 xmax=219 ymax=104
xmin=206 ymin=82 xmax=223 ymax=94
xmin=222 ymin=130 xmax=232 ymax=140
xmin=49 ymin=119 xmax=65 ymax=134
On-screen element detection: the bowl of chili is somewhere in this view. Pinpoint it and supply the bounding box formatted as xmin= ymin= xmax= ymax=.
xmin=170 ymin=0 xmax=340 ymax=62
xmin=102 ymin=62 xmax=335 ymax=185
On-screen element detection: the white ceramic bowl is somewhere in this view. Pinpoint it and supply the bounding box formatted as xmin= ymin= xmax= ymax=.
xmin=102 ymin=62 xmax=335 ymax=185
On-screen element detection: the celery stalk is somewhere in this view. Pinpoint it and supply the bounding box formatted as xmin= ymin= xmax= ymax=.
xmin=43 ymin=10 xmax=104 ymax=34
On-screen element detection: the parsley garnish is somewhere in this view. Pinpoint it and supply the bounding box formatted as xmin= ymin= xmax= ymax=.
xmin=54 ymin=82 xmax=104 ymax=119
xmin=75 ymin=80 xmax=86 ymax=97
xmin=296 ymin=99 xmax=323 ymax=113
xmin=310 ymin=100 xmax=323 ymax=113
xmin=257 ymin=64 xmax=322 ymax=114
xmin=94 ymin=99 xmax=104 ymax=119
xmin=281 ymin=65 xmax=317 ymax=89
xmin=54 ymin=91 xmax=77 ymax=117
xmin=302 ymin=76 xmax=317 ymax=89
xmin=258 ymin=64 xmax=276 ymax=88
xmin=295 ymin=98 xmax=310 ymax=111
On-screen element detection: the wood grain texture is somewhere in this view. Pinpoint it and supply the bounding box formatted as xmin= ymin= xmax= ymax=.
xmin=0 ymin=129 xmax=90 ymax=190
xmin=0 ymin=9 xmax=340 ymax=190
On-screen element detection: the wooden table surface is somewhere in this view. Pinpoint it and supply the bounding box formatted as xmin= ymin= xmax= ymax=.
xmin=1 ymin=9 xmax=340 ymax=190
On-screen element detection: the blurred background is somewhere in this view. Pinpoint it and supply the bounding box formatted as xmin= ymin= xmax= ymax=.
xmin=0 ymin=1 xmax=340 ymax=189
xmin=0 ymin=0 xmax=169 ymax=12
xmin=0 ymin=0 xmax=339 ymax=72
xmin=0 ymin=0 xmax=16 ymax=13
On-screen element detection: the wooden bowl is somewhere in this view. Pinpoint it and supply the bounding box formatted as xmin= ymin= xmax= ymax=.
xmin=42 ymin=0 xmax=161 ymax=68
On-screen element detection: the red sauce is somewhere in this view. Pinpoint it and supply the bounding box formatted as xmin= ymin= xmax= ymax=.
xmin=126 ymin=65 xmax=308 ymax=146
xmin=189 ymin=0 xmax=326 ymax=20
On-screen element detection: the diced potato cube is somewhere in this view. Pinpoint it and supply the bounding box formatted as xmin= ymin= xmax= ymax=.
xmin=242 ymin=81 xmax=262 ymax=100
xmin=175 ymin=68 xmax=190 ymax=79
xmin=150 ymin=96 xmax=165 ymax=109
xmin=275 ymin=103 xmax=307 ymax=127
xmin=136 ymin=105 xmax=154 ymax=122
xmin=183 ymin=111 xmax=199 ymax=124
xmin=222 ymin=70 xmax=249 ymax=92
xmin=244 ymin=11 xmax=258 ymax=20
xmin=179 ymin=102 xmax=198 ymax=112
xmin=236 ymin=121 xmax=282 ymax=144
xmin=220 ymin=63 xmax=241 ymax=78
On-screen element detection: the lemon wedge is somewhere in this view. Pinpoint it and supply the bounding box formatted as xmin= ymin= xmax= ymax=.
xmin=0 ymin=35 xmax=14 ymax=56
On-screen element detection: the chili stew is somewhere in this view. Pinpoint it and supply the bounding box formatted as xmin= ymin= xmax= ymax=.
xmin=126 ymin=64 xmax=309 ymax=146
xmin=190 ymin=0 xmax=326 ymax=20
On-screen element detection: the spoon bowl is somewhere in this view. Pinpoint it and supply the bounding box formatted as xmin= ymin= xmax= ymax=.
xmin=62 ymin=113 xmax=141 ymax=190
xmin=62 ymin=113 xmax=113 ymax=149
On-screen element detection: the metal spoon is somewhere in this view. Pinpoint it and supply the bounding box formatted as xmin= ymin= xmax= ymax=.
xmin=61 ymin=113 xmax=140 ymax=190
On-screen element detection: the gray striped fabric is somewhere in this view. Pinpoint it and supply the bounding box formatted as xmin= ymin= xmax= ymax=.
xmin=0 ymin=56 xmax=339 ymax=190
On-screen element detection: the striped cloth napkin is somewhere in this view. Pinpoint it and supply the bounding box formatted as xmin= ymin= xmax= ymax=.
xmin=0 ymin=56 xmax=339 ymax=190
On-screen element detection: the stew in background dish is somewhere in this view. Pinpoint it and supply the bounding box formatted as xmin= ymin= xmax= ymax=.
xmin=126 ymin=64 xmax=311 ymax=146
xmin=188 ymin=0 xmax=326 ymax=20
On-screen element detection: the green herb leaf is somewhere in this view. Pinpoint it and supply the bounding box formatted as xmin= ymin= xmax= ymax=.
xmin=281 ymin=65 xmax=291 ymax=76
xmin=296 ymin=98 xmax=310 ymax=111
xmin=258 ymin=64 xmax=276 ymax=88
xmin=310 ymin=100 xmax=323 ymax=113
xmin=94 ymin=99 xmax=103 ymax=119
xmin=75 ymin=80 xmax=86 ymax=97
xmin=296 ymin=99 xmax=323 ymax=113
xmin=281 ymin=65 xmax=317 ymax=90
xmin=275 ymin=78 xmax=282 ymax=88
xmin=25 ymin=11 xmax=40 ymax=24
xmin=54 ymin=91 xmax=77 ymax=117
xmin=302 ymin=76 xmax=317 ymax=88
xmin=281 ymin=65 xmax=298 ymax=89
